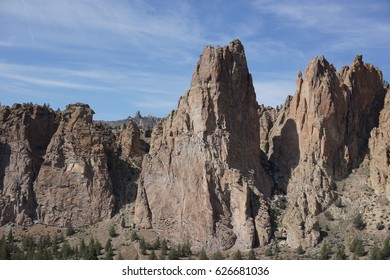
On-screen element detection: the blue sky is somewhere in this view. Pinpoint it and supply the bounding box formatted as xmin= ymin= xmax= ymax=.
xmin=1 ymin=0 xmax=389 ymax=120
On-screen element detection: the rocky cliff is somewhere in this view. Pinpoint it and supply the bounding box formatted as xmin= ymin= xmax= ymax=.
xmin=0 ymin=104 xmax=59 ymax=226
xmin=369 ymin=86 xmax=390 ymax=200
xmin=33 ymin=104 xmax=117 ymax=227
xmin=135 ymin=40 xmax=273 ymax=252
xmin=0 ymin=103 xmax=144 ymax=227
xmin=267 ymin=55 xmax=386 ymax=247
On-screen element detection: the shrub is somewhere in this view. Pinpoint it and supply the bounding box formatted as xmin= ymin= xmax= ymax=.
xmin=160 ymin=239 xmax=167 ymax=256
xmin=66 ymin=223 xmax=75 ymax=236
xmin=130 ymin=231 xmax=139 ymax=242
xmin=212 ymin=250 xmax=225 ymax=260
xmin=148 ymin=250 xmax=157 ymax=260
xmin=198 ymin=248 xmax=208 ymax=260
xmin=370 ymin=244 xmax=382 ymax=260
xmin=168 ymin=247 xmax=180 ymax=260
xmin=376 ymin=222 xmax=385 ymax=230
xmin=248 ymin=249 xmax=256 ymax=260
xmin=350 ymin=237 xmax=365 ymax=257
xmin=152 ymin=237 xmax=161 ymax=250
xmin=233 ymin=250 xmax=243 ymax=260
xmin=139 ymin=238 xmax=147 ymax=255
xmin=264 ymin=246 xmax=273 ymax=257
xmin=319 ymin=241 xmax=332 ymax=260
xmin=334 ymin=197 xmax=343 ymax=208
xmin=381 ymin=237 xmax=390 ymax=259
xmin=334 ymin=246 xmax=347 ymax=260
xmin=352 ymin=213 xmax=366 ymax=230
xmin=180 ymin=242 xmax=191 ymax=257
xmin=296 ymin=244 xmax=305 ymax=255
xmin=324 ymin=211 xmax=334 ymax=221
xmin=105 ymin=239 xmax=113 ymax=260
xmin=109 ymin=226 xmax=116 ymax=238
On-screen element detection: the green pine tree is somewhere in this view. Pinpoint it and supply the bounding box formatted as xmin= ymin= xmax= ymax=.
xmin=319 ymin=241 xmax=332 ymax=260
xmin=350 ymin=237 xmax=365 ymax=257
xmin=212 ymin=250 xmax=225 ymax=260
xmin=370 ymin=244 xmax=382 ymax=260
xmin=148 ymin=250 xmax=157 ymax=260
xmin=248 ymin=249 xmax=256 ymax=260
xmin=381 ymin=237 xmax=390 ymax=259
xmin=198 ymin=248 xmax=209 ymax=260
xmin=233 ymin=250 xmax=243 ymax=260
xmin=161 ymin=239 xmax=168 ymax=255
xmin=296 ymin=244 xmax=305 ymax=255
xmin=334 ymin=246 xmax=347 ymax=260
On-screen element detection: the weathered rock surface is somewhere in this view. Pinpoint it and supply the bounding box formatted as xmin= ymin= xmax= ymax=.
xmin=0 ymin=104 xmax=59 ymax=226
xmin=109 ymin=119 xmax=144 ymax=208
xmin=33 ymin=104 xmax=115 ymax=227
xmin=258 ymin=105 xmax=279 ymax=155
xmin=267 ymin=55 xmax=386 ymax=247
xmin=34 ymin=104 xmax=143 ymax=227
xmin=135 ymin=40 xmax=272 ymax=252
xmin=369 ymin=87 xmax=390 ymax=200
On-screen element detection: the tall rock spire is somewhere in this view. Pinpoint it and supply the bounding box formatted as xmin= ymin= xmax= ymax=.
xmin=135 ymin=40 xmax=272 ymax=251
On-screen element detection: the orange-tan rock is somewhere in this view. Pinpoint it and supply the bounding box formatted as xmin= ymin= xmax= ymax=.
xmin=0 ymin=104 xmax=59 ymax=226
xmin=267 ymin=55 xmax=386 ymax=247
xmin=369 ymin=87 xmax=390 ymax=200
xmin=135 ymin=40 xmax=272 ymax=252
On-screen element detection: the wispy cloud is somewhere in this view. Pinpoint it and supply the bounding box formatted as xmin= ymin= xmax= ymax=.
xmin=251 ymin=0 xmax=390 ymax=50
xmin=0 ymin=0 xmax=204 ymax=61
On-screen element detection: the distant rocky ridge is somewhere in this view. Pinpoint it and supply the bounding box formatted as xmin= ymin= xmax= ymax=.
xmin=98 ymin=111 xmax=160 ymax=131
xmin=1 ymin=40 xmax=389 ymax=253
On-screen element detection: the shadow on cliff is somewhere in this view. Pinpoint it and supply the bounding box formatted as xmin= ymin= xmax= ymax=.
xmin=268 ymin=119 xmax=300 ymax=195
xmin=0 ymin=143 xmax=11 ymax=192
xmin=108 ymin=155 xmax=141 ymax=213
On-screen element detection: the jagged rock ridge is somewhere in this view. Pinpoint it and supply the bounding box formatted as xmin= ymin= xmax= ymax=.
xmin=267 ymin=55 xmax=386 ymax=247
xmin=0 ymin=103 xmax=144 ymax=227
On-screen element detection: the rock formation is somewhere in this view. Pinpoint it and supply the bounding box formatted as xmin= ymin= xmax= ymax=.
xmin=267 ymin=55 xmax=386 ymax=247
xmin=0 ymin=102 xmax=143 ymax=228
xmin=33 ymin=104 xmax=116 ymax=227
xmin=0 ymin=104 xmax=59 ymax=226
xmin=1 ymin=40 xmax=389 ymax=255
xmin=258 ymin=105 xmax=279 ymax=155
xmin=33 ymin=104 xmax=144 ymax=227
xmin=369 ymin=86 xmax=390 ymax=200
xmin=135 ymin=40 xmax=272 ymax=252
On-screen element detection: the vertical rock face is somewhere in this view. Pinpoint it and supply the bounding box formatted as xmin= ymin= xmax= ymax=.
xmin=34 ymin=104 xmax=116 ymax=227
xmin=369 ymin=88 xmax=390 ymax=200
xmin=109 ymin=119 xmax=144 ymax=208
xmin=0 ymin=104 xmax=59 ymax=226
xmin=0 ymin=102 xmax=145 ymax=228
xmin=268 ymin=55 xmax=386 ymax=247
xmin=258 ymin=105 xmax=279 ymax=155
xmin=135 ymin=40 xmax=272 ymax=251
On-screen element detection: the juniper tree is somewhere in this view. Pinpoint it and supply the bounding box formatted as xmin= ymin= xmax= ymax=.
xmin=248 ymin=249 xmax=256 ymax=260
xmin=198 ymin=248 xmax=208 ymax=260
